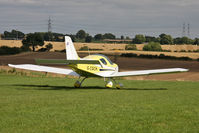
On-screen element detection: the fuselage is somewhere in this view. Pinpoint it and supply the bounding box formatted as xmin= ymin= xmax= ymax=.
xmin=69 ymin=54 xmax=118 ymax=77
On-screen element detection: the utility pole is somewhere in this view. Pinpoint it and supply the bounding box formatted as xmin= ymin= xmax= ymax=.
xmin=182 ymin=22 xmax=186 ymax=37
xmin=48 ymin=16 xmax=52 ymax=41
xmin=187 ymin=23 xmax=190 ymax=37
xmin=16 ymin=29 xmax=18 ymax=40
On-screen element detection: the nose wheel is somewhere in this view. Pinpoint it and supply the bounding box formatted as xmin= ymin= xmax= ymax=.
xmin=105 ymin=81 xmax=113 ymax=88
xmin=105 ymin=78 xmax=123 ymax=89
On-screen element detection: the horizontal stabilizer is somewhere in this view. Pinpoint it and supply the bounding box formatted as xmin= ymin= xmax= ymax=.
xmin=35 ymin=59 xmax=100 ymax=65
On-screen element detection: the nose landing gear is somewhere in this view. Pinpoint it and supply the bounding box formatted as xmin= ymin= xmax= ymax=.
xmin=105 ymin=81 xmax=113 ymax=88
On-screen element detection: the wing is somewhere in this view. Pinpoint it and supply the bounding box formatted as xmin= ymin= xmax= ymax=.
xmin=106 ymin=68 xmax=189 ymax=77
xmin=35 ymin=59 xmax=100 ymax=65
xmin=8 ymin=64 xmax=79 ymax=76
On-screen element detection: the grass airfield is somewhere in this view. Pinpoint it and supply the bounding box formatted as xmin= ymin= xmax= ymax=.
xmin=0 ymin=74 xmax=199 ymax=133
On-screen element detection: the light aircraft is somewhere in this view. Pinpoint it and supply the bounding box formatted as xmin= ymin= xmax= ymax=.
xmin=9 ymin=36 xmax=188 ymax=89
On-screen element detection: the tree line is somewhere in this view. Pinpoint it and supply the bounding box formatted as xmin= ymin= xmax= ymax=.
xmin=132 ymin=34 xmax=199 ymax=45
xmin=1 ymin=29 xmax=199 ymax=52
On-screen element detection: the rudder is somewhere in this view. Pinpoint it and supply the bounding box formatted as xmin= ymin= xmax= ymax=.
xmin=65 ymin=36 xmax=79 ymax=60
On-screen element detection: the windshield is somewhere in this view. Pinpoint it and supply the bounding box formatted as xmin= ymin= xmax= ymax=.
xmin=100 ymin=58 xmax=107 ymax=65
xmin=94 ymin=54 xmax=113 ymax=65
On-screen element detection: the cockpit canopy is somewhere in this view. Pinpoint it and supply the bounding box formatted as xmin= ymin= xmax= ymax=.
xmin=94 ymin=54 xmax=113 ymax=65
xmin=83 ymin=54 xmax=114 ymax=66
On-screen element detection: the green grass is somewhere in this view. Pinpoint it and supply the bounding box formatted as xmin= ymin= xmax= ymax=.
xmin=0 ymin=74 xmax=199 ymax=133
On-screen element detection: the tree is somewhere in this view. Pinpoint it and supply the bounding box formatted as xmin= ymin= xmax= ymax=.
xmin=194 ymin=38 xmax=199 ymax=45
xmin=132 ymin=34 xmax=146 ymax=44
xmin=174 ymin=37 xmax=194 ymax=45
xmin=126 ymin=36 xmax=130 ymax=40
xmin=22 ymin=33 xmax=44 ymax=52
xmin=3 ymin=30 xmax=25 ymax=40
xmin=76 ymin=30 xmax=86 ymax=39
xmin=174 ymin=37 xmax=182 ymax=44
xmin=85 ymin=36 xmax=92 ymax=43
xmin=159 ymin=33 xmax=166 ymax=39
xmin=125 ymin=44 xmax=137 ymax=50
xmin=94 ymin=34 xmax=103 ymax=40
xmin=69 ymin=34 xmax=76 ymax=42
xmin=121 ymin=35 xmax=124 ymax=40
xmin=46 ymin=43 xmax=53 ymax=51
xmin=145 ymin=36 xmax=159 ymax=42
xmin=181 ymin=37 xmax=194 ymax=44
xmin=103 ymin=33 xmax=116 ymax=39
xmin=159 ymin=34 xmax=173 ymax=44
xmin=143 ymin=42 xmax=162 ymax=51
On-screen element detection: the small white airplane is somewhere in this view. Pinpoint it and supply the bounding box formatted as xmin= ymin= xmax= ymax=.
xmin=9 ymin=36 xmax=188 ymax=89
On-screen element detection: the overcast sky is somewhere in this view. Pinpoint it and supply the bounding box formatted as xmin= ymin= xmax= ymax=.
xmin=0 ymin=0 xmax=198 ymax=38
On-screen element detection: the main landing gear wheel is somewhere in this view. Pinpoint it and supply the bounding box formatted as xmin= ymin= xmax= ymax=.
xmin=74 ymin=77 xmax=87 ymax=88
xmin=116 ymin=83 xmax=123 ymax=89
xmin=74 ymin=81 xmax=81 ymax=88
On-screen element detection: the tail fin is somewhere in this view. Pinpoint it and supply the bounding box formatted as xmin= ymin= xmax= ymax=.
xmin=65 ymin=36 xmax=79 ymax=60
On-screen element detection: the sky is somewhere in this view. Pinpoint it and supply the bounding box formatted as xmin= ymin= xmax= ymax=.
xmin=0 ymin=0 xmax=199 ymax=38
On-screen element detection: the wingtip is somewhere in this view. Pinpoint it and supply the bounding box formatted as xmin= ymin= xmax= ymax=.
xmin=180 ymin=68 xmax=189 ymax=72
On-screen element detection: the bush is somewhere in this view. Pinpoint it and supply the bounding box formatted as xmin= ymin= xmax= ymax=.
xmin=79 ymin=46 xmax=89 ymax=51
xmin=38 ymin=48 xmax=48 ymax=52
xmin=143 ymin=42 xmax=162 ymax=51
xmin=125 ymin=44 xmax=137 ymax=50
xmin=193 ymin=49 xmax=199 ymax=52
xmin=180 ymin=50 xmax=186 ymax=52
xmin=120 ymin=53 xmax=193 ymax=61
xmin=0 ymin=46 xmax=21 ymax=55
xmin=162 ymin=49 xmax=171 ymax=52
xmin=79 ymin=46 xmax=103 ymax=51
xmin=37 ymin=43 xmax=53 ymax=52
xmin=121 ymin=53 xmax=137 ymax=57
xmin=20 ymin=45 xmax=31 ymax=52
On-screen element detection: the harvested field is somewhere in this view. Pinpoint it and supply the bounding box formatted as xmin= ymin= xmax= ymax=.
xmin=0 ymin=52 xmax=199 ymax=81
xmin=0 ymin=40 xmax=198 ymax=52
xmin=0 ymin=40 xmax=22 ymax=47
xmin=78 ymin=50 xmax=199 ymax=60
xmin=1 ymin=40 xmax=198 ymax=60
